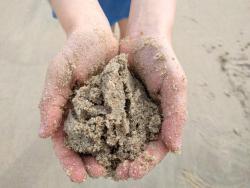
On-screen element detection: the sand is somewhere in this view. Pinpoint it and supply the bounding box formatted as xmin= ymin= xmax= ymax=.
xmin=64 ymin=54 xmax=161 ymax=177
xmin=1 ymin=1 xmax=250 ymax=188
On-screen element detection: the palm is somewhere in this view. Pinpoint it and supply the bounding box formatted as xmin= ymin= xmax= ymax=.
xmin=115 ymin=36 xmax=187 ymax=179
xmin=39 ymin=30 xmax=118 ymax=182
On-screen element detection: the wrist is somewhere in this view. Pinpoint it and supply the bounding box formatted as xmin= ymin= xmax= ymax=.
xmin=125 ymin=28 xmax=172 ymax=46
xmin=50 ymin=0 xmax=111 ymax=36
xmin=126 ymin=0 xmax=175 ymax=42
xmin=126 ymin=27 xmax=171 ymax=42
xmin=66 ymin=21 xmax=112 ymax=38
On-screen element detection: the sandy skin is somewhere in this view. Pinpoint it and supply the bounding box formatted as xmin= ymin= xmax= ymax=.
xmin=39 ymin=0 xmax=187 ymax=182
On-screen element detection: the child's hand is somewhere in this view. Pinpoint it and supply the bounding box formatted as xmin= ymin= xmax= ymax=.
xmin=39 ymin=29 xmax=118 ymax=182
xmin=115 ymin=36 xmax=187 ymax=180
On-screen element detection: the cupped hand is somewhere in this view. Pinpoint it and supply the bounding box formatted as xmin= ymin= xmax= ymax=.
xmin=39 ymin=29 xmax=118 ymax=182
xmin=115 ymin=36 xmax=187 ymax=180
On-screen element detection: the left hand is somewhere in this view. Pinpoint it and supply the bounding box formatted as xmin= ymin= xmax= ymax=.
xmin=115 ymin=35 xmax=187 ymax=180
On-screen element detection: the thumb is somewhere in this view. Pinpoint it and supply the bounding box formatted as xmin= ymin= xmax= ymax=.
xmin=39 ymin=53 xmax=74 ymax=138
xmin=160 ymin=69 xmax=187 ymax=152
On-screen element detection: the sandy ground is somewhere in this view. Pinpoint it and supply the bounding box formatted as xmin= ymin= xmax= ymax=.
xmin=0 ymin=0 xmax=249 ymax=188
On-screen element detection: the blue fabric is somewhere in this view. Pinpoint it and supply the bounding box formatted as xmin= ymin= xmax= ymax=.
xmin=98 ymin=0 xmax=131 ymax=25
xmin=52 ymin=10 xmax=56 ymax=18
xmin=52 ymin=0 xmax=131 ymax=26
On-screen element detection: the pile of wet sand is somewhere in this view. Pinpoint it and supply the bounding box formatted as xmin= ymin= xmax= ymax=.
xmin=64 ymin=54 xmax=162 ymax=177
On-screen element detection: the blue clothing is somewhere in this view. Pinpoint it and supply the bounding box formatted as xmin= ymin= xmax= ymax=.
xmin=52 ymin=0 xmax=131 ymax=26
xmin=98 ymin=0 xmax=131 ymax=25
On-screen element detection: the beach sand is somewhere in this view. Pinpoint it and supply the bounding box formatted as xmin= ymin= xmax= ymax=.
xmin=0 ymin=0 xmax=249 ymax=187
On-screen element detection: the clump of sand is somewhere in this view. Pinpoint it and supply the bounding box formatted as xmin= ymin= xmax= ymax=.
xmin=64 ymin=54 xmax=162 ymax=177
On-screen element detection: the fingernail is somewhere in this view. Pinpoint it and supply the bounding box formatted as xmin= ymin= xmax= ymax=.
xmin=39 ymin=127 xmax=47 ymax=138
xmin=129 ymin=165 xmax=140 ymax=179
xmin=70 ymin=169 xmax=87 ymax=183
xmin=172 ymin=149 xmax=182 ymax=155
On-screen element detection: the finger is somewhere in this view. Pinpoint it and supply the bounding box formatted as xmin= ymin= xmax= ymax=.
xmin=160 ymin=54 xmax=187 ymax=152
xmin=52 ymin=127 xmax=87 ymax=183
xmin=129 ymin=141 xmax=168 ymax=180
xmin=83 ymin=156 xmax=106 ymax=178
xmin=115 ymin=160 xmax=130 ymax=180
xmin=39 ymin=53 xmax=74 ymax=138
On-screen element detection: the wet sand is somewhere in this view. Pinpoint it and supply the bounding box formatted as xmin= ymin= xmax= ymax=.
xmin=0 ymin=0 xmax=249 ymax=188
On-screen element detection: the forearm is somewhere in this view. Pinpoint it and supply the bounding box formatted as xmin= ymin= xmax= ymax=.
xmin=50 ymin=0 xmax=111 ymax=35
xmin=127 ymin=0 xmax=176 ymax=40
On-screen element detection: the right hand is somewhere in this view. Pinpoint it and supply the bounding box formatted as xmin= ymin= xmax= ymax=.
xmin=39 ymin=29 xmax=118 ymax=182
